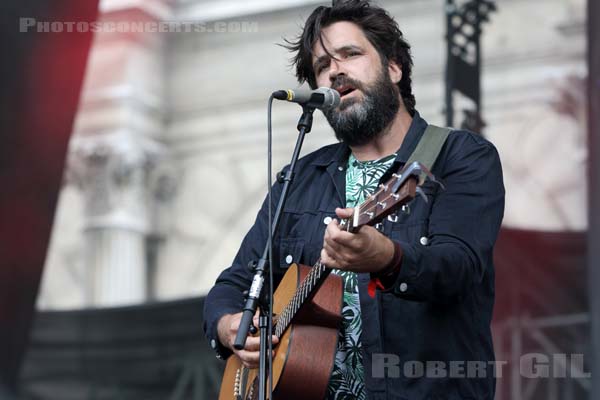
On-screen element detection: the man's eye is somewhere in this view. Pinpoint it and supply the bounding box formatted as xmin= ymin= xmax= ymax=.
xmin=316 ymin=62 xmax=328 ymax=74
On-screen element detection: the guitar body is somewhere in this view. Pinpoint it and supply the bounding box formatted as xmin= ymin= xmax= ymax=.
xmin=219 ymin=263 xmax=343 ymax=400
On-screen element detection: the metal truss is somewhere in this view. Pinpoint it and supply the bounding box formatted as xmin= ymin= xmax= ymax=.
xmin=493 ymin=313 xmax=591 ymax=400
xmin=444 ymin=0 xmax=496 ymax=133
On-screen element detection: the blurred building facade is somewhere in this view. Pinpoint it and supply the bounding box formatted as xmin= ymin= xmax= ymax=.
xmin=38 ymin=0 xmax=587 ymax=309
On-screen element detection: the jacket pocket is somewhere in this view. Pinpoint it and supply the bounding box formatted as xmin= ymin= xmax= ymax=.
xmin=389 ymin=219 xmax=428 ymax=244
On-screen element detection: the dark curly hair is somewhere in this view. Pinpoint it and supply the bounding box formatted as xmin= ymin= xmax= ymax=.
xmin=283 ymin=0 xmax=416 ymax=115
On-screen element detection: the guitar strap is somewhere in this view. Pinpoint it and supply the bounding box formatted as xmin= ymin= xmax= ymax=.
xmin=405 ymin=124 xmax=452 ymax=171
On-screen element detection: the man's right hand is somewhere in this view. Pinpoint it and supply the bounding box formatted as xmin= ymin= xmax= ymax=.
xmin=217 ymin=312 xmax=279 ymax=369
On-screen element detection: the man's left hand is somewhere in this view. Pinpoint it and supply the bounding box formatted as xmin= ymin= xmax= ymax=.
xmin=321 ymin=207 xmax=395 ymax=273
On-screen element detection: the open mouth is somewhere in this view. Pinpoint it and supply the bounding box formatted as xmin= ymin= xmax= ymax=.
xmin=336 ymin=85 xmax=356 ymax=98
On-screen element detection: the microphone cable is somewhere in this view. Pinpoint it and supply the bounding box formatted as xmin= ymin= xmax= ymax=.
xmin=267 ymin=93 xmax=275 ymax=399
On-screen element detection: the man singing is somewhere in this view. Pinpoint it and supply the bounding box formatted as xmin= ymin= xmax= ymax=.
xmin=204 ymin=1 xmax=504 ymax=399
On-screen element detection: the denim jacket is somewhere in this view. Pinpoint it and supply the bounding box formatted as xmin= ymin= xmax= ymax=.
xmin=203 ymin=112 xmax=505 ymax=399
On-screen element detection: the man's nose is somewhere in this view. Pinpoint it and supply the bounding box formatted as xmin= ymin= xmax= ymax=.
xmin=328 ymin=59 xmax=346 ymax=83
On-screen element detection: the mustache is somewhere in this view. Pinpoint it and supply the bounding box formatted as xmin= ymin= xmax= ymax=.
xmin=331 ymin=75 xmax=366 ymax=93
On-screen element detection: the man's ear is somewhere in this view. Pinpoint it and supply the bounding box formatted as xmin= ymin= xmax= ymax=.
xmin=388 ymin=60 xmax=402 ymax=84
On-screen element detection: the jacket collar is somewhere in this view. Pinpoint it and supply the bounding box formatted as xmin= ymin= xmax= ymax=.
xmin=311 ymin=141 xmax=351 ymax=167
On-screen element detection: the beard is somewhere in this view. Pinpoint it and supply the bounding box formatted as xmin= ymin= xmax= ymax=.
xmin=323 ymin=66 xmax=400 ymax=147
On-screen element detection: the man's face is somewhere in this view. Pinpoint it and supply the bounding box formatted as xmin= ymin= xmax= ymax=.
xmin=312 ymin=21 xmax=402 ymax=146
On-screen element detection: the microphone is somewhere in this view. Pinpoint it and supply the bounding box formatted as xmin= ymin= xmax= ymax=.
xmin=272 ymin=87 xmax=340 ymax=110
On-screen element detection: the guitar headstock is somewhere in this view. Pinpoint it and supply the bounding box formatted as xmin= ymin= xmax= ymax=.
xmin=345 ymin=161 xmax=438 ymax=232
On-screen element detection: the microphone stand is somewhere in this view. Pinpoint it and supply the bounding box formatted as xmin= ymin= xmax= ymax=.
xmin=234 ymin=105 xmax=315 ymax=400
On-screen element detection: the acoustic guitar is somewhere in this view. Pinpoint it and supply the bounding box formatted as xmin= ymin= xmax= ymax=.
xmin=219 ymin=161 xmax=432 ymax=400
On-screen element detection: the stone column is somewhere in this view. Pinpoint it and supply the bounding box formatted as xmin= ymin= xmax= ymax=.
xmin=61 ymin=0 xmax=176 ymax=307
xmin=68 ymin=134 xmax=166 ymax=306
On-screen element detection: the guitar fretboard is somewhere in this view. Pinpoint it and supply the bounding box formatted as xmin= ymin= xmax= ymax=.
xmin=273 ymin=258 xmax=331 ymax=338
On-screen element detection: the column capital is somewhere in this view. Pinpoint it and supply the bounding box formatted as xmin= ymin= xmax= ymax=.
xmin=66 ymin=132 xmax=175 ymax=233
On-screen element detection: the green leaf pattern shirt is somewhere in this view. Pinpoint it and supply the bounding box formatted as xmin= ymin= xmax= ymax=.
xmin=326 ymin=152 xmax=397 ymax=399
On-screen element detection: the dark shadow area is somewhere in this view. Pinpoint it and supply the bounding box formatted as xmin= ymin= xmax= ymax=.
xmin=19 ymin=298 xmax=224 ymax=400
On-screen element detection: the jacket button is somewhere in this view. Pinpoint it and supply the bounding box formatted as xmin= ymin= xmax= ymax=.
xmin=285 ymin=254 xmax=293 ymax=264
xmin=338 ymin=166 xmax=344 ymax=171
xmin=210 ymin=339 xmax=217 ymax=349
xmin=323 ymin=216 xmax=333 ymax=225
xmin=399 ymin=282 xmax=408 ymax=292
xmin=419 ymin=236 xmax=429 ymax=246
